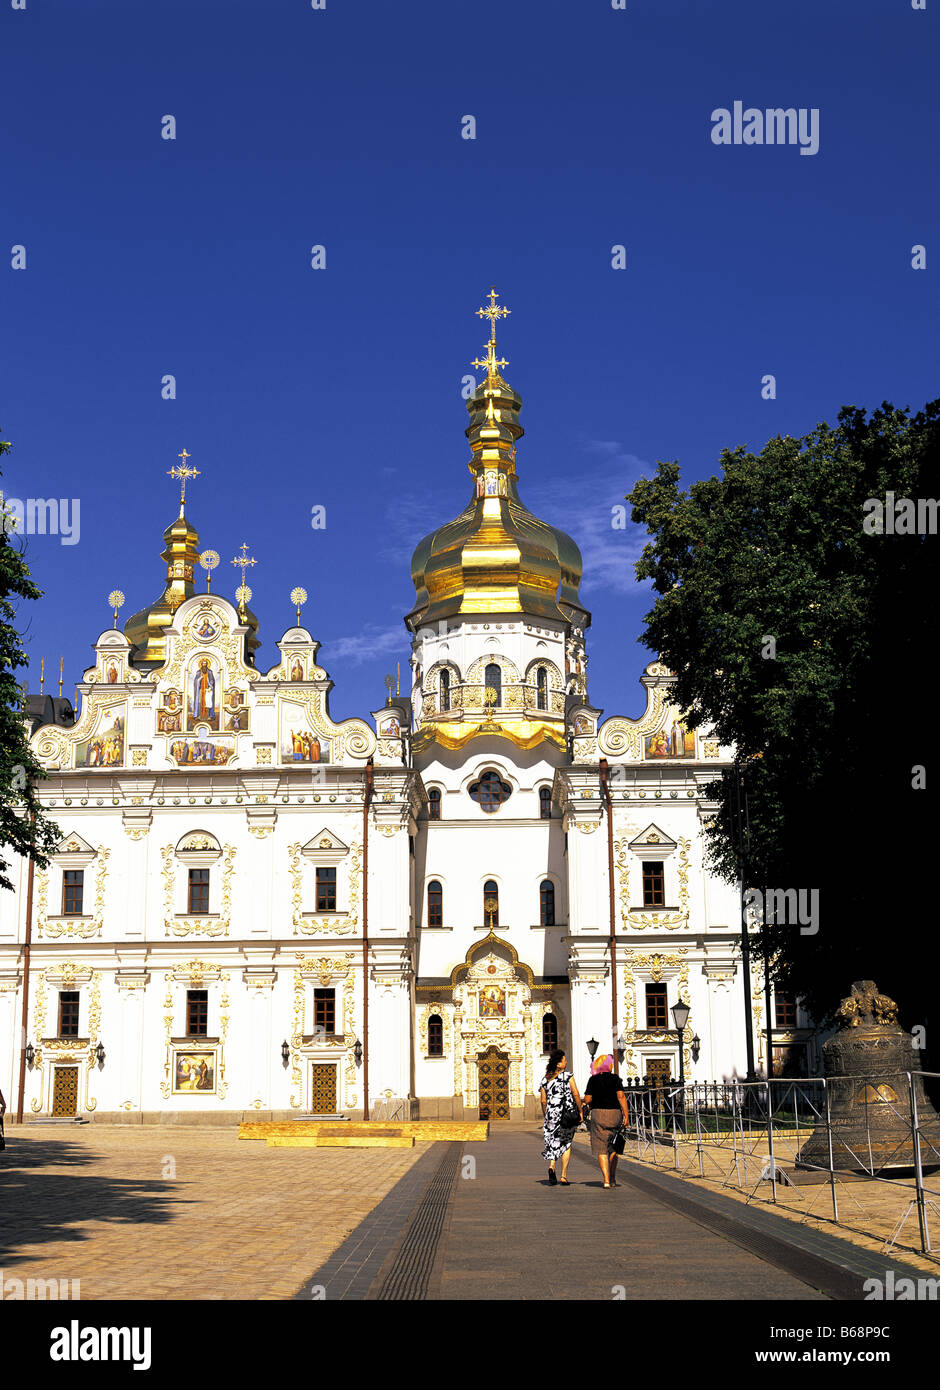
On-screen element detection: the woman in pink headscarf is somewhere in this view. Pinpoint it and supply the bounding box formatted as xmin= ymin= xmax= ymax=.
xmin=582 ymin=1054 xmax=630 ymax=1189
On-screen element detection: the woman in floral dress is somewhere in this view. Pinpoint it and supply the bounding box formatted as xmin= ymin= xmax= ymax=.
xmin=539 ymin=1049 xmax=583 ymax=1185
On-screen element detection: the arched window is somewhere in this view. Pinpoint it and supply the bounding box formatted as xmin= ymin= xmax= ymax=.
xmin=539 ymin=787 xmax=552 ymax=820
xmin=542 ymin=1012 xmax=558 ymax=1053
xmin=428 ymin=787 xmax=441 ymax=820
xmin=440 ymin=668 xmax=451 ymax=713
xmin=484 ymin=662 xmax=502 ymax=707
xmin=428 ymin=1014 xmax=444 ymax=1057
xmin=536 ymin=666 xmax=548 ymax=711
xmin=540 ymin=880 xmax=555 ymax=926
xmin=427 ymin=880 xmax=443 ymax=928
xmin=483 ymin=880 xmax=499 ymax=929
xmin=469 ymin=769 xmax=512 ymax=813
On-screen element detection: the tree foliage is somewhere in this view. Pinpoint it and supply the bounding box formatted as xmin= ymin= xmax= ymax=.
xmin=628 ymin=402 xmax=938 ymax=1045
xmin=0 ymin=430 xmax=60 ymax=890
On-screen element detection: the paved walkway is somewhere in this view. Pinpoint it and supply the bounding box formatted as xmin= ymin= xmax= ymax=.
xmin=434 ymin=1131 xmax=827 ymax=1301
xmin=0 ymin=1123 xmax=431 ymax=1300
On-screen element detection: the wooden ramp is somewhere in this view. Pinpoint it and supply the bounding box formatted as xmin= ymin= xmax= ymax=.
xmin=239 ymin=1119 xmax=489 ymax=1146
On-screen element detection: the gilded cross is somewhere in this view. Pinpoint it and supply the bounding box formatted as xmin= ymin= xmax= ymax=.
xmin=476 ymin=287 xmax=510 ymax=342
xmin=230 ymin=542 xmax=257 ymax=587
xmin=167 ymin=449 xmax=201 ymax=505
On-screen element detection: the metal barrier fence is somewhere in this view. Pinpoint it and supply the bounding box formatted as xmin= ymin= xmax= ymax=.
xmin=621 ymin=1073 xmax=940 ymax=1259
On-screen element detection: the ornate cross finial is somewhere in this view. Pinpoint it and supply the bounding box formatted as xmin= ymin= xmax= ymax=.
xmin=167 ymin=449 xmax=201 ymax=508
xmin=230 ymin=542 xmax=257 ymax=588
xmin=476 ymin=287 xmax=510 ymax=342
xmin=472 ymin=287 xmax=510 ymax=382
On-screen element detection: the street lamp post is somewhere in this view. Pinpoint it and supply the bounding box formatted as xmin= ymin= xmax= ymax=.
xmin=672 ymin=999 xmax=691 ymax=1134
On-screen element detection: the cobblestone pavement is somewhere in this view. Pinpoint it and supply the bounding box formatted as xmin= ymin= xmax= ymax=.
xmin=0 ymin=1124 xmax=432 ymax=1300
xmin=625 ymin=1128 xmax=940 ymax=1276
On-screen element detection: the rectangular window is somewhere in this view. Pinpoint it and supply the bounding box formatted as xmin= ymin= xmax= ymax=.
xmin=316 ymin=866 xmax=337 ymax=912
xmin=774 ymin=991 xmax=797 ymax=1029
xmin=641 ymin=861 xmax=665 ymax=907
xmin=314 ymin=989 xmax=336 ymax=1034
xmin=186 ymin=989 xmax=209 ymax=1037
xmin=58 ymin=991 xmax=80 ymax=1038
xmin=62 ymin=870 xmax=84 ymax=916
xmin=427 ymin=882 xmax=443 ymax=928
xmin=645 ymin=983 xmax=668 ymax=1030
xmin=188 ymin=868 xmax=210 ymax=915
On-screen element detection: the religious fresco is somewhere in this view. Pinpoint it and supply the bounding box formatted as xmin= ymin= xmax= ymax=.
xmin=187 ymin=656 xmax=222 ymax=732
xmin=173 ymin=1050 xmax=216 ymax=1093
xmin=169 ymin=738 xmax=234 ymax=766
xmin=282 ymin=729 xmax=328 ymax=764
xmin=223 ymin=688 xmax=249 ymax=733
xmin=479 ymin=985 xmax=506 ymax=1018
xmin=191 ymin=615 xmax=219 ymax=642
xmin=644 ymin=718 xmax=695 ymax=759
xmin=476 ymin=469 xmax=508 ymax=498
xmin=378 ymin=714 xmax=401 ymax=739
xmin=156 ymin=689 xmax=183 ymax=734
xmin=76 ymin=709 xmax=124 ymax=768
xmin=289 ymin=657 xmax=305 ymax=681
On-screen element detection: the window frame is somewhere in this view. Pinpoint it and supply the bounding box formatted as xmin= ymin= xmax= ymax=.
xmin=645 ymin=982 xmax=669 ymax=1030
xmin=641 ymin=860 xmax=666 ymax=908
xmin=427 ymin=879 xmax=443 ymax=928
xmin=539 ymin=879 xmax=555 ymax=926
xmin=186 ymin=989 xmax=209 ymax=1038
xmin=187 ymin=867 xmax=210 ymax=915
xmin=61 ymin=869 xmax=85 ymax=917
xmin=315 ymin=865 xmax=338 ymax=912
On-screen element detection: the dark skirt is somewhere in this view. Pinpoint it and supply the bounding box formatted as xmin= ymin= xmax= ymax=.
xmin=589 ymin=1107 xmax=623 ymax=1157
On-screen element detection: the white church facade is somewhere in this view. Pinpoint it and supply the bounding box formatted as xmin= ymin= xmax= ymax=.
xmin=1 ymin=295 xmax=816 ymax=1124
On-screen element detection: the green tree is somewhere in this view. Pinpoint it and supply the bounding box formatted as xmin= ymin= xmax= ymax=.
xmin=0 ymin=429 xmax=60 ymax=889
xmin=627 ymin=402 xmax=938 ymax=1051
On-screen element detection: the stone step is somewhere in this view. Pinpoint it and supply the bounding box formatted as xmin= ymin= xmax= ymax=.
xmin=240 ymin=1119 xmax=489 ymax=1143
xmin=266 ymin=1134 xmax=415 ymax=1149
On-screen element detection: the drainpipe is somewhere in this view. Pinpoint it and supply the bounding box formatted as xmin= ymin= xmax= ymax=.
xmin=16 ymin=816 xmax=36 ymax=1125
xmin=361 ymin=760 xmax=374 ymax=1120
xmin=599 ymin=760 xmax=618 ymax=1060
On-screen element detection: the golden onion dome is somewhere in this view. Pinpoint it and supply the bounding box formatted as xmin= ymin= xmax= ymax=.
xmin=406 ymin=293 xmax=590 ymax=632
xmin=124 ymin=501 xmax=260 ymax=669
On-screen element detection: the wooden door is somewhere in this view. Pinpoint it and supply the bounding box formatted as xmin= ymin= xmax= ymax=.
xmin=477 ymin=1046 xmax=510 ymax=1120
xmin=310 ymin=1063 xmax=337 ymax=1114
xmin=52 ymin=1066 xmax=79 ymax=1117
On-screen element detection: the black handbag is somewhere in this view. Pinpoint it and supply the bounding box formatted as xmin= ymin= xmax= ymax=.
xmin=610 ymin=1122 xmax=626 ymax=1155
xmin=0 ymin=1117 xmax=5 ymax=1151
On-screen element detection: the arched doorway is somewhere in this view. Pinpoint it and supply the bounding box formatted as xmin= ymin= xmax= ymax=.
xmin=477 ymin=1045 xmax=510 ymax=1121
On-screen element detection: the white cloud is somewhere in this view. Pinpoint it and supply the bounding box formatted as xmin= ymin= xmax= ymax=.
xmin=523 ymin=443 xmax=650 ymax=597
xmin=321 ymin=623 xmax=405 ymax=667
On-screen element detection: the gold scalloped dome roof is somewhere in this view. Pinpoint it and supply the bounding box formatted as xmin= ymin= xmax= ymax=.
xmin=405 ymin=311 xmax=589 ymax=631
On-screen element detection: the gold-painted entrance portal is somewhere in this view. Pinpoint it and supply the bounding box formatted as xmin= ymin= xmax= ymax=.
xmin=477 ymin=1046 xmax=510 ymax=1121
xmin=51 ymin=1066 xmax=79 ymax=1117
xmin=310 ymin=1063 xmax=337 ymax=1113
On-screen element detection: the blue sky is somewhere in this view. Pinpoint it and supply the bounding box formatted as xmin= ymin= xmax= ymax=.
xmin=2 ymin=0 xmax=937 ymax=724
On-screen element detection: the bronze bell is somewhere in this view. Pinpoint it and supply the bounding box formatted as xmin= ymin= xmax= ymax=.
xmin=797 ymin=981 xmax=940 ymax=1174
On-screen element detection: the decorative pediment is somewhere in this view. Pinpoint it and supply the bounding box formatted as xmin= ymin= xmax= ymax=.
xmin=175 ymin=830 xmax=222 ymax=866
xmin=451 ymin=932 xmax=535 ymax=989
xmin=53 ymin=833 xmax=97 ymax=867
xmin=629 ymin=823 xmax=677 ymax=853
xmin=300 ymin=829 xmax=349 ymax=864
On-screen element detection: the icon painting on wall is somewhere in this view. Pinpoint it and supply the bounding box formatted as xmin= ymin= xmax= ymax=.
xmin=479 ymin=985 xmax=506 ymax=1018
xmin=169 ymin=739 xmax=234 ymax=766
xmin=644 ymin=719 xmax=695 ymax=759
xmin=173 ymin=1050 xmax=216 ymax=1093
xmin=224 ymin=689 xmax=249 ymax=732
xmin=76 ymin=709 xmax=124 ymax=767
xmin=283 ymin=730 xmax=327 ymax=763
xmin=187 ymin=658 xmax=221 ymax=731
xmin=157 ymin=688 xmax=183 ymax=733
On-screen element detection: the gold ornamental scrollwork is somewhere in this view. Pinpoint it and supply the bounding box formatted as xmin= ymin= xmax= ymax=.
xmin=288 ymin=841 xmax=362 ymax=935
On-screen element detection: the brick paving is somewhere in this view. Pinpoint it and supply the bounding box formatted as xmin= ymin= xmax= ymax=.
xmin=0 ymin=1123 xmax=432 ymax=1300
